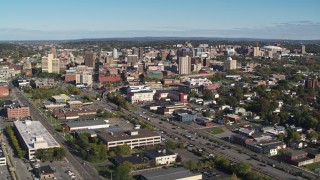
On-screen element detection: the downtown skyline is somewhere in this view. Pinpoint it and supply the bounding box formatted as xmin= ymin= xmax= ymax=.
xmin=0 ymin=0 xmax=320 ymax=40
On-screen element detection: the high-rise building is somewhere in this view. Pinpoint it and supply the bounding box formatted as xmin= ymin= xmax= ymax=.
xmin=41 ymin=54 xmax=59 ymax=73
xmin=224 ymin=57 xmax=237 ymax=70
xmin=84 ymin=51 xmax=95 ymax=67
xmin=113 ymin=48 xmax=118 ymax=59
xmin=127 ymin=55 xmax=138 ymax=64
xmin=253 ymin=47 xmax=261 ymax=57
xmin=76 ymin=71 xmax=92 ymax=86
xmin=301 ymin=45 xmax=306 ymax=54
xmin=178 ymin=56 xmax=191 ymax=75
xmin=139 ymin=47 xmax=144 ymax=59
xmin=52 ymin=58 xmax=60 ymax=74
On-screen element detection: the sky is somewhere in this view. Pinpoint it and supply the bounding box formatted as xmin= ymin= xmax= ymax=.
xmin=0 ymin=0 xmax=320 ymax=40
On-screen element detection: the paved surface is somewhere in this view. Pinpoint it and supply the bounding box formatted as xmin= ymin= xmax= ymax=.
xmin=101 ymin=96 xmax=299 ymax=180
xmin=12 ymin=87 xmax=103 ymax=180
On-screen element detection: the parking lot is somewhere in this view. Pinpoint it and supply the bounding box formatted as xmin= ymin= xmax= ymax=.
xmin=31 ymin=160 xmax=80 ymax=180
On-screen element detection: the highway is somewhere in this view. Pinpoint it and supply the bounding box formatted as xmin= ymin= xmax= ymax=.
xmin=12 ymin=87 xmax=103 ymax=180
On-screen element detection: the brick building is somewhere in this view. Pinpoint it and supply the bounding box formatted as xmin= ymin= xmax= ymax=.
xmin=6 ymin=106 xmax=30 ymax=119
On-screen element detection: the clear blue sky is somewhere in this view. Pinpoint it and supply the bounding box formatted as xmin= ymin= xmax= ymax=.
xmin=0 ymin=0 xmax=319 ymax=40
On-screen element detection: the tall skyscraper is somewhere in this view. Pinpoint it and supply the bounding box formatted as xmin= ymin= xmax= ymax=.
xmin=253 ymin=47 xmax=261 ymax=57
xmin=178 ymin=56 xmax=191 ymax=75
xmin=224 ymin=57 xmax=237 ymax=70
xmin=113 ymin=48 xmax=118 ymax=59
xmin=301 ymin=45 xmax=306 ymax=54
xmin=84 ymin=51 xmax=95 ymax=67
xmin=41 ymin=53 xmax=60 ymax=73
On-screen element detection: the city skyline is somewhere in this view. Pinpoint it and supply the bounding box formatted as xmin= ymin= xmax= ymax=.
xmin=1 ymin=0 xmax=320 ymax=40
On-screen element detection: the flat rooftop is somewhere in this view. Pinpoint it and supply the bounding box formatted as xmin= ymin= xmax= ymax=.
xmin=65 ymin=120 xmax=108 ymax=128
xmin=139 ymin=167 xmax=201 ymax=180
xmin=14 ymin=120 xmax=60 ymax=149
xmin=98 ymin=128 xmax=160 ymax=142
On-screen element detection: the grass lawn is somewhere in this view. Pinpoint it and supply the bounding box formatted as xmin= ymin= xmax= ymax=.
xmin=209 ymin=127 xmax=224 ymax=135
xmin=304 ymin=161 xmax=320 ymax=171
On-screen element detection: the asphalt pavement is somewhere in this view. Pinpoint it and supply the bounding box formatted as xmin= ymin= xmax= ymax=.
xmin=12 ymin=87 xmax=103 ymax=180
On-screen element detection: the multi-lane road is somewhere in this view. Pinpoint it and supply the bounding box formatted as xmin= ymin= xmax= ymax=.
xmin=12 ymin=87 xmax=103 ymax=180
xmin=100 ymin=95 xmax=314 ymax=180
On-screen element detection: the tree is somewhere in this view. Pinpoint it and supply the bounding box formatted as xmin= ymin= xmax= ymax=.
xmin=115 ymin=144 xmax=131 ymax=156
xmin=166 ymin=140 xmax=177 ymax=149
xmin=114 ymin=161 xmax=133 ymax=180
xmin=203 ymin=90 xmax=214 ymax=100
xmin=278 ymin=133 xmax=285 ymax=141
xmin=233 ymin=161 xmax=251 ymax=177
xmin=183 ymin=160 xmax=198 ymax=170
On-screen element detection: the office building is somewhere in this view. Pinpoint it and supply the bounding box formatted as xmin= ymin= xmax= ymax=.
xmin=127 ymin=55 xmax=138 ymax=64
xmin=84 ymin=51 xmax=95 ymax=68
xmin=61 ymin=120 xmax=110 ymax=132
xmin=224 ymin=57 xmax=237 ymax=70
xmin=144 ymin=149 xmax=177 ymax=166
xmin=76 ymin=71 xmax=92 ymax=86
xmin=178 ymin=56 xmax=191 ymax=75
xmin=41 ymin=54 xmax=60 ymax=73
xmin=6 ymin=106 xmax=30 ymax=119
xmin=301 ymin=45 xmax=306 ymax=54
xmin=14 ymin=120 xmax=60 ymax=160
xmin=113 ymin=48 xmax=118 ymax=59
xmin=253 ymin=47 xmax=261 ymax=57
xmin=98 ymin=129 xmax=161 ymax=150
xmin=127 ymin=90 xmax=156 ymax=103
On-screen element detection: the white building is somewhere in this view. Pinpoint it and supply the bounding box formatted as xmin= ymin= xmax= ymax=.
xmin=144 ymin=149 xmax=177 ymax=166
xmin=127 ymin=90 xmax=156 ymax=103
xmin=0 ymin=66 xmax=16 ymax=82
xmin=127 ymin=85 xmax=151 ymax=93
xmin=113 ymin=48 xmax=118 ymax=59
xmin=186 ymin=78 xmax=212 ymax=86
xmin=62 ymin=120 xmax=109 ymax=132
xmin=14 ymin=120 xmax=60 ymax=160
xmin=98 ymin=129 xmax=161 ymax=150
xmin=0 ymin=147 xmax=6 ymax=166
xmin=76 ymin=71 xmax=92 ymax=86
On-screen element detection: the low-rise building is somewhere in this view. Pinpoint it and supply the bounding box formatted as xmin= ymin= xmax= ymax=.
xmin=37 ymin=165 xmax=55 ymax=179
xmin=174 ymin=110 xmax=197 ymax=123
xmin=14 ymin=120 xmax=60 ymax=160
xmin=62 ymin=120 xmax=109 ymax=132
xmin=98 ymin=129 xmax=161 ymax=150
xmin=138 ymin=167 xmax=202 ymax=180
xmin=66 ymin=101 xmax=83 ymax=109
xmin=144 ymin=149 xmax=177 ymax=166
xmin=51 ymin=94 xmax=70 ymax=103
xmin=35 ymin=78 xmax=56 ymax=89
xmin=127 ymin=90 xmax=155 ymax=103
xmin=6 ymin=106 xmax=30 ymax=119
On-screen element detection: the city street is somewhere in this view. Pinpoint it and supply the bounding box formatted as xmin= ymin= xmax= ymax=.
xmin=12 ymin=87 xmax=103 ymax=180
xmin=101 ymin=98 xmax=302 ymax=180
